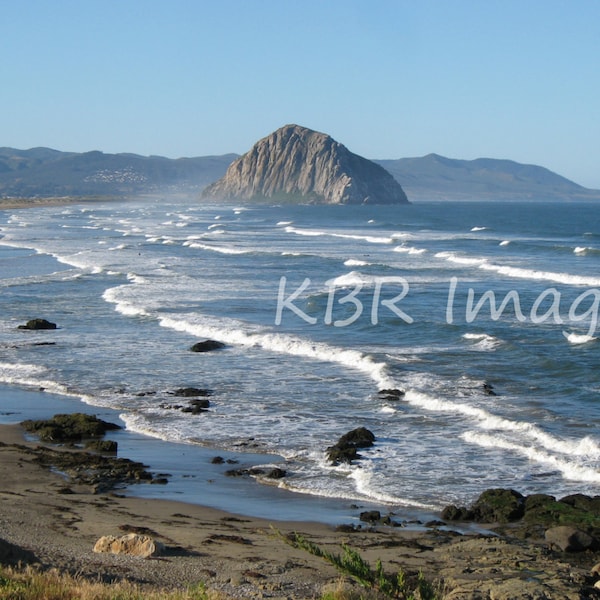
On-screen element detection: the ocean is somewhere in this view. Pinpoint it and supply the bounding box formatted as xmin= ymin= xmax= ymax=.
xmin=1 ymin=198 xmax=599 ymax=517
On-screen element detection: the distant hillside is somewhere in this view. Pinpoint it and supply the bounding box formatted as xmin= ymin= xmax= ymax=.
xmin=203 ymin=124 xmax=409 ymax=205
xmin=1 ymin=146 xmax=598 ymax=202
xmin=376 ymin=154 xmax=600 ymax=201
xmin=0 ymin=147 xmax=236 ymax=198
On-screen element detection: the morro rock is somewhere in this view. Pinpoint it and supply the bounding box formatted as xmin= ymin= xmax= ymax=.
xmin=202 ymin=124 xmax=409 ymax=205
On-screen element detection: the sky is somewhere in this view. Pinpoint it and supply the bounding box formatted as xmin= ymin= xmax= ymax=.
xmin=2 ymin=0 xmax=599 ymax=188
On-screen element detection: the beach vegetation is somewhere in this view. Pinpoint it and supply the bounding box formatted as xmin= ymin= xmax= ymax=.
xmin=0 ymin=566 xmax=227 ymax=600
xmin=276 ymin=529 xmax=438 ymax=599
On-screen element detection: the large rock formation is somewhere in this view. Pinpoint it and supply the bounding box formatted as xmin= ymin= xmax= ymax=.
xmin=202 ymin=124 xmax=409 ymax=205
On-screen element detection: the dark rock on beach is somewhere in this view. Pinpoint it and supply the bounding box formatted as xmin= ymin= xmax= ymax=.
xmin=21 ymin=413 xmax=122 ymax=443
xmin=326 ymin=427 xmax=375 ymax=465
xmin=162 ymin=398 xmax=211 ymax=415
xmin=483 ymin=381 xmax=497 ymax=396
xmin=84 ymin=439 xmax=118 ymax=454
xmin=359 ymin=510 xmax=382 ymax=523
xmin=442 ymin=487 xmax=600 ymax=551
xmin=18 ymin=318 xmax=57 ymax=330
xmin=173 ymin=387 xmax=212 ymax=397
xmin=189 ymin=340 xmax=226 ymax=352
xmin=180 ymin=398 xmax=210 ymax=414
xmin=377 ymin=388 xmax=405 ymax=401
xmin=21 ymin=443 xmax=157 ymax=493
xmin=545 ymin=526 xmax=598 ymax=552
xmin=225 ymin=466 xmax=286 ymax=479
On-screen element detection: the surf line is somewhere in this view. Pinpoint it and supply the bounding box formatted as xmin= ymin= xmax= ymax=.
xmin=446 ymin=276 xmax=599 ymax=338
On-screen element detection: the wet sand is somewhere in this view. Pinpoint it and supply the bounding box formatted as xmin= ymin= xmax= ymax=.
xmin=1 ymin=423 xmax=598 ymax=599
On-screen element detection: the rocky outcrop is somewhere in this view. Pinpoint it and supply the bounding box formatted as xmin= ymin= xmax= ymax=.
xmin=326 ymin=427 xmax=375 ymax=464
xmin=21 ymin=413 xmax=121 ymax=443
xmin=190 ymin=340 xmax=226 ymax=352
xmin=202 ymin=124 xmax=409 ymax=205
xmin=18 ymin=318 xmax=57 ymax=330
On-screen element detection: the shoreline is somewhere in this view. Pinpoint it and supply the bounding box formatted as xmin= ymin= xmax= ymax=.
xmin=2 ymin=420 xmax=599 ymax=598
xmin=0 ymin=382 xmax=426 ymax=526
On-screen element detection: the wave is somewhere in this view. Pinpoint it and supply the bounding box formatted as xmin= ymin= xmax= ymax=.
xmin=462 ymin=332 xmax=502 ymax=351
xmin=285 ymin=226 xmax=393 ymax=244
xmin=158 ymin=314 xmax=395 ymax=391
xmin=102 ymin=286 xmax=150 ymax=317
xmin=573 ymin=246 xmax=600 ymax=256
xmin=462 ymin=431 xmax=600 ymax=483
xmin=436 ymin=251 xmax=600 ymax=286
xmin=344 ymin=259 xmax=370 ymax=267
xmin=470 ymin=226 xmax=487 ymax=232
xmin=401 ymin=386 xmax=600 ymax=461
xmin=184 ymin=242 xmax=250 ymax=255
xmin=499 ymin=240 xmax=511 ymax=246
xmin=393 ymin=245 xmax=426 ymax=255
xmin=563 ymin=332 xmax=597 ymax=345
xmin=0 ymin=361 xmax=69 ymax=397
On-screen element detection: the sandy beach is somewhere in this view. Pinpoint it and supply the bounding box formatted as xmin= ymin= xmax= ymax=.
xmin=1 ymin=422 xmax=599 ymax=599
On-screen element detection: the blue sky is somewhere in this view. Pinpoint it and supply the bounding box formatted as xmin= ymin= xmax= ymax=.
xmin=2 ymin=0 xmax=599 ymax=187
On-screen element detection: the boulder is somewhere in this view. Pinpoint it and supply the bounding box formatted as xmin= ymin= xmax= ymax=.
xmin=189 ymin=340 xmax=226 ymax=352
xmin=21 ymin=413 xmax=121 ymax=443
xmin=84 ymin=440 xmax=118 ymax=454
xmin=18 ymin=318 xmax=57 ymax=330
xmin=93 ymin=533 xmax=164 ymax=558
xmin=377 ymin=388 xmax=405 ymax=401
xmin=173 ymin=387 xmax=212 ymax=397
xmin=545 ymin=526 xmax=597 ymax=552
xmin=470 ymin=488 xmax=525 ymax=523
xmin=326 ymin=427 xmax=375 ymax=465
xmin=441 ymin=504 xmax=473 ymax=521
xmin=483 ymin=382 xmax=497 ymax=396
xmin=21 ymin=414 xmax=112 ymax=443
xmin=225 ymin=466 xmax=286 ymax=479
xmin=359 ymin=510 xmax=381 ymax=523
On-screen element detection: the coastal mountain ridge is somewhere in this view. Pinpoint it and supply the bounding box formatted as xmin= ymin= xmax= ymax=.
xmin=202 ymin=124 xmax=409 ymax=205
xmin=1 ymin=133 xmax=598 ymax=202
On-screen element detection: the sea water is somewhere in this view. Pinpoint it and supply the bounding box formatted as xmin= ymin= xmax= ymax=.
xmin=0 ymin=198 xmax=599 ymax=512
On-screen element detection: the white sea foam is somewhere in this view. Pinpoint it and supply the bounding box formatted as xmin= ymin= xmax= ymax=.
xmin=402 ymin=387 xmax=600 ymax=460
xmin=435 ymin=251 xmax=487 ymax=266
xmin=574 ymin=246 xmax=588 ymax=254
xmin=462 ymin=431 xmax=600 ymax=483
xmin=344 ymin=259 xmax=369 ymax=267
xmin=326 ymin=271 xmax=379 ymax=288
xmin=186 ymin=242 xmax=250 ymax=255
xmin=563 ymin=332 xmax=597 ymax=345
xmin=393 ymin=245 xmax=426 ymax=255
xmin=436 ymin=251 xmax=600 ymax=286
xmin=285 ymin=226 xmax=393 ymax=244
xmin=462 ymin=332 xmax=501 ymax=351
xmin=499 ymin=240 xmax=511 ymax=246
xmin=276 ymin=221 xmax=293 ymax=226
xmin=157 ymin=315 xmax=395 ymax=390
xmin=102 ymin=286 xmax=150 ymax=317
xmin=0 ymin=362 xmax=69 ymax=396
xmin=470 ymin=226 xmax=487 ymax=232
xmin=349 ymin=466 xmax=431 ymax=507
